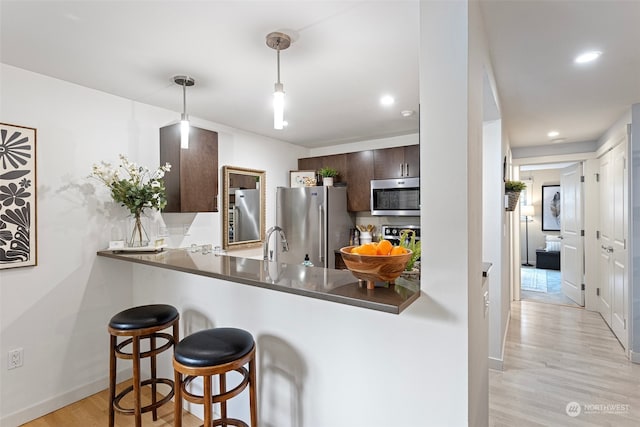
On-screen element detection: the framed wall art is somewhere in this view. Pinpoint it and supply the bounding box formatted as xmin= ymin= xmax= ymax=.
xmin=541 ymin=184 xmax=561 ymax=231
xmin=289 ymin=170 xmax=316 ymax=188
xmin=0 ymin=123 xmax=37 ymax=269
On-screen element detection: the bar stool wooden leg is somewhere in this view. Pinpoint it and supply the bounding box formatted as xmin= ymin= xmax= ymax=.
xmin=249 ymin=355 xmax=258 ymax=427
xmin=150 ymin=334 xmax=158 ymax=421
xmin=174 ymin=370 xmax=183 ymax=427
xmin=132 ymin=335 xmax=142 ymax=427
xmin=220 ymin=372 xmax=227 ymax=421
xmin=109 ymin=335 xmax=117 ymax=427
xmin=204 ymin=374 xmax=213 ymax=427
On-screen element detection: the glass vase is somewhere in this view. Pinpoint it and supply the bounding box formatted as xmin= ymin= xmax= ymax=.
xmin=128 ymin=213 xmax=150 ymax=247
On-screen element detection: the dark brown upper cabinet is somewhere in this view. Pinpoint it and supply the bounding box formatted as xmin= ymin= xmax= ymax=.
xmin=345 ymin=150 xmax=374 ymax=211
xmin=373 ymin=145 xmax=420 ymax=179
xmin=160 ymin=124 xmax=219 ymax=213
xmin=298 ymin=153 xmax=347 ymax=184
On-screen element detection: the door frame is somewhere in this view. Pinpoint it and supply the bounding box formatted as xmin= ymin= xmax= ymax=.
xmin=512 ymin=153 xmax=597 ymax=310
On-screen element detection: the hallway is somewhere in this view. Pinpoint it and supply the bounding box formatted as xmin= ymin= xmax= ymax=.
xmin=520 ymin=267 xmax=580 ymax=307
xmin=489 ymin=301 xmax=640 ymax=426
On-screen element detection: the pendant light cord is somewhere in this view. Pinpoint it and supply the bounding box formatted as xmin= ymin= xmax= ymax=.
xmin=276 ymin=46 xmax=281 ymax=85
xmin=182 ymin=81 xmax=187 ymax=119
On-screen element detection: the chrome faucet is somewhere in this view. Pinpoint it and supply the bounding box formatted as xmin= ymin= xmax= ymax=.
xmin=263 ymin=226 xmax=289 ymax=261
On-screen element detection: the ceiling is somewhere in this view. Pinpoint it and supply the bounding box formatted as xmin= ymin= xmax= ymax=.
xmin=1 ymin=1 xmax=638 ymax=149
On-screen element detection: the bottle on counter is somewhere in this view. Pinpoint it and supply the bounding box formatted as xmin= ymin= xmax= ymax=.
xmin=302 ymin=254 xmax=314 ymax=267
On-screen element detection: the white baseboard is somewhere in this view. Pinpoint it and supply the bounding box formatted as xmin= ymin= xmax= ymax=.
xmin=0 ymin=369 xmax=129 ymax=427
xmin=630 ymin=349 xmax=640 ymax=364
xmin=489 ymin=309 xmax=512 ymax=371
xmin=488 ymin=357 xmax=504 ymax=371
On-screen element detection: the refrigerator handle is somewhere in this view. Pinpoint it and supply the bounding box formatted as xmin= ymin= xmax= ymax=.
xmin=319 ymin=203 xmax=325 ymax=264
xmin=233 ymin=206 xmax=239 ymax=242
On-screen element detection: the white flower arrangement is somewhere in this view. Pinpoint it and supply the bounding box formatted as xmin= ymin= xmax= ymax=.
xmin=91 ymin=155 xmax=171 ymax=246
xmin=91 ymin=154 xmax=171 ymax=216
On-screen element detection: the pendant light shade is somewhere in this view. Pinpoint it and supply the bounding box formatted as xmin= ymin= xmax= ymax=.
xmin=174 ymin=75 xmax=195 ymax=149
xmin=266 ymin=32 xmax=291 ymax=130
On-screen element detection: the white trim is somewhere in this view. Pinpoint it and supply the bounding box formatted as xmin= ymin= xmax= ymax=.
xmin=489 ymin=309 xmax=512 ymax=371
xmin=630 ymin=350 xmax=640 ymax=364
xmin=488 ymin=357 xmax=504 ymax=371
xmin=513 ymin=151 xmax=596 ymax=166
xmin=0 ymin=369 xmax=128 ymax=427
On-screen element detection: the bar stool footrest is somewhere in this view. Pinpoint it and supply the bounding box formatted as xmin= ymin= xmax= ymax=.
xmin=113 ymin=378 xmax=175 ymax=415
xmin=210 ymin=419 xmax=248 ymax=427
xmin=114 ymin=332 xmax=175 ymax=360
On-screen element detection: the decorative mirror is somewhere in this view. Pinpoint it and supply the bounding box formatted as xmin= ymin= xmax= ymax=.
xmin=222 ymin=166 xmax=266 ymax=250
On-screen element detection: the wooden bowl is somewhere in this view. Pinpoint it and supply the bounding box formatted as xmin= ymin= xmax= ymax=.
xmin=339 ymin=246 xmax=413 ymax=289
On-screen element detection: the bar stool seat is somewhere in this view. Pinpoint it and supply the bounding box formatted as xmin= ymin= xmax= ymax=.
xmin=108 ymin=304 xmax=179 ymax=427
xmin=173 ymin=328 xmax=258 ymax=427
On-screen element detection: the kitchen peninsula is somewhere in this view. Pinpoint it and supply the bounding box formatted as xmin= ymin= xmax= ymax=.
xmin=97 ymin=249 xmax=420 ymax=314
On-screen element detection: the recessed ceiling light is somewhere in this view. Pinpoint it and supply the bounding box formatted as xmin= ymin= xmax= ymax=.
xmin=574 ymin=50 xmax=602 ymax=64
xmin=400 ymin=110 xmax=415 ymax=117
xmin=547 ymin=131 xmax=560 ymax=138
xmin=551 ymin=138 xmax=567 ymax=144
xmin=380 ymin=95 xmax=395 ymax=106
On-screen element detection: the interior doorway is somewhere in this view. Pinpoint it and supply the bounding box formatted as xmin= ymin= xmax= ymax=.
xmin=518 ymin=163 xmax=581 ymax=308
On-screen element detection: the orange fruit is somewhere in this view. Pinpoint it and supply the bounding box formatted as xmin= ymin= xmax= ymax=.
xmin=390 ymin=246 xmax=408 ymax=255
xmin=359 ymin=243 xmax=378 ymax=255
xmin=376 ymin=239 xmax=393 ymax=256
xmin=352 ymin=243 xmax=377 ymax=255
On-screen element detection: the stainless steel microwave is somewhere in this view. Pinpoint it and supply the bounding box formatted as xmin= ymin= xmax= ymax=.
xmin=370 ymin=177 xmax=420 ymax=216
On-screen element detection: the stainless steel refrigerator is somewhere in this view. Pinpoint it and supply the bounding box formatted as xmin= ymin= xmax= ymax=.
xmin=233 ymin=189 xmax=261 ymax=242
xmin=276 ymin=186 xmax=353 ymax=268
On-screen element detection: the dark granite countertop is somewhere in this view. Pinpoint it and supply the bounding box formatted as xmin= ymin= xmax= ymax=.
xmin=97 ymin=249 xmax=420 ymax=314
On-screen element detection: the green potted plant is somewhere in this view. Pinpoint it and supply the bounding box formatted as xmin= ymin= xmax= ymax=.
xmin=399 ymin=229 xmax=421 ymax=279
xmin=319 ymin=166 xmax=339 ymax=186
xmin=505 ymin=180 xmax=526 ymax=211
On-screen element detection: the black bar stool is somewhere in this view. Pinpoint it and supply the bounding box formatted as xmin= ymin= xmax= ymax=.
xmin=173 ymin=328 xmax=258 ymax=427
xmin=108 ymin=304 xmax=180 ymax=427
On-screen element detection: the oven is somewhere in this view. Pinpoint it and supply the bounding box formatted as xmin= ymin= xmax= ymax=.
xmin=381 ymin=224 xmax=420 ymax=246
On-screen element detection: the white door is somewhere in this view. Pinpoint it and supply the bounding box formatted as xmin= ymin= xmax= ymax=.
xmin=560 ymin=163 xmax=584 ymax=306
xmin=598 ymin=137 xmax=628 ymax=349
xmin=598 ymin=151 xmax=613 ymax=324
xmin=610 ymin=142 xmax=628 ymax=348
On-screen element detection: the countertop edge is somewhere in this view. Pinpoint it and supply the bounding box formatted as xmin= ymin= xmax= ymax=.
xmin=97 ymin=250 xmax=420 ymax=315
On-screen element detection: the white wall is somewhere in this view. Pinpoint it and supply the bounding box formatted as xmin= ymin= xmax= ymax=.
xmin=0 ymin=64 xmax=306 ymax=425
xmin=483 ymin=120 xmax=505 ymax=368
xmin=631 ymin=103 xmax=640 ymax=363
xmin=420 ymin=0 xmax=485 ymax=425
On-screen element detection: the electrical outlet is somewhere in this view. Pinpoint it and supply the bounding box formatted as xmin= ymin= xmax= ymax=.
xmin=8 ymin=348 xmax=23 ymax=370
xmin=183 ymin=224 xmax=190 ymax=236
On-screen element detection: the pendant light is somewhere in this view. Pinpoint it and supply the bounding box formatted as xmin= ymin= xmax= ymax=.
xmin=266 ymin=32 xmax=291 ymax=130
xmin=173 ymin=75 xmax=195 ymax=149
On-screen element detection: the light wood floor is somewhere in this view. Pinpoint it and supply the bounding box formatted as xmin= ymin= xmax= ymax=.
xmin=490 ymin=300 xmax=640 ymax=426
xmin=21 ymin=380 xmax=202 ymax=427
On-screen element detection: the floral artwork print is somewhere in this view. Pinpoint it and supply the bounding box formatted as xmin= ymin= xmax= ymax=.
xmin=0 ymin=123 xmax=37 ymax=269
